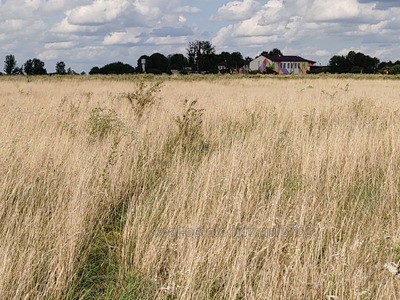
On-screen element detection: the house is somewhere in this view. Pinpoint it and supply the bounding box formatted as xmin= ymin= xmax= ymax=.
xmin=249 ymin=55 xmax=316 ymax=75
xmin=217 ymin=61 xmax=229 ymax=72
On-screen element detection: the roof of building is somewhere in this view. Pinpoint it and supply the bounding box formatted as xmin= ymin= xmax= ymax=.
xmin=257 ymin=55 xmax=316 ymax=64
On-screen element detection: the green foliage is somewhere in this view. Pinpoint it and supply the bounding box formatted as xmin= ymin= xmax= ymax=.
xmin=329 ymin=51 xmax=379 ymax=74
xmin=4 ymin=54 xmax=17 ymax=75
xmin=216 ymin=51 xmax=245 ymax=71
xmin=172 ymin=99 xmax=209 ymax=155
xmin=89 ymin=66 xmax=100 ymax=75
xmin=87 ymin=107 xmax=122 ymax=140
xmin=24 ymin=58 xmax=47 ymax=75
xmin=137 ymin=53 xmax=169 ymax=74
xmin=260 ymin=48 xmax=283 ymax=57
xmin=187 ymin=40 xmax=216 ymax=73
xmin=124 ymin=80 xmax=162 ymax=118
xmin=56 ymin=61 xmax=67 ymax=75
xmin=379 ymin=62 xmax=400 ymax=74
xmin=72 ymin=228 xmax=120 ymax=299
xmin=102 ymin=272 xmax=157 ymax=300
xmin=149 ymin=53 xmax=169 ymax=74
xmin=90 ymin=62 xmax=135 ymax=75
xmin=168 ymin=53 xmax=189 ymax=71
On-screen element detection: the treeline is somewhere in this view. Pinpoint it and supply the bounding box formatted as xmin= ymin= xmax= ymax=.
xmin=2 ymin=54 xmax=80 ymax=75
xmin=3 ymin=40 xmax=400 ymax=75
xmin=89 ymin=41 xmax=249 ymax=75
xmin=312 ymin=51 xmax=400 ymax=74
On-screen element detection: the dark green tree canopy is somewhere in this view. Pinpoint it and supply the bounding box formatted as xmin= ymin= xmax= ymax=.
xmin=148 ymin=53 xmax=169 ymax=74
xmin=187 ymin=40 xmax=216 ymax=73
xmin=378 ymin=60 xmax=400 ymax=74
xmin=89 ymin=66 xmax=100 ymax=75
xmin=168 ymin=53 xmax=189 ymax=71
xmin=215 ymin=51 xmax=245 ymax=71
xmin=136 ymin=53 xmax=169 ymax=74
xmin=4 ymin=54 xmax=18 ymax=75
xmin=328 ymin=51 xmax=379 ymax=74
xmin=24 ymin=58 xmax=47 ymax=75
xmin=89 ymin=62 xmax=135 ymax=75
xmin=329 ymin=55 xmax=350 ymax=73
xmin=56 ymin=61 xmax=67 ymax=75
xmin=260 ymin=48 xmax=283 ymax=57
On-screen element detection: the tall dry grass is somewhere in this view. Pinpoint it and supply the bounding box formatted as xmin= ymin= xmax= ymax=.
xmin=1 ymin=76 xmax=400 ymax=299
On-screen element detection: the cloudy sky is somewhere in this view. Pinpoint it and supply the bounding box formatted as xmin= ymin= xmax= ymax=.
xmin=1 ymin=0 xmax=400 ymax=73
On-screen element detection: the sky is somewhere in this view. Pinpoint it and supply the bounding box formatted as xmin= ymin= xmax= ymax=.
xmin=1 ymin=0 xmax=400 ymax=73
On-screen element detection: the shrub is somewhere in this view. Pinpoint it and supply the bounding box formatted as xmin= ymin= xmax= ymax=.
xmin=87 ymin=107 xmax=122 ymax=140
xmin=172 ymin=99 xmax=208 ymax=155
xmin=124 ymin=80 xmax=163 ymax=118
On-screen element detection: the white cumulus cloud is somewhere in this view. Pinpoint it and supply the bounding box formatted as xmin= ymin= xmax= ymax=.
xmin=68 ymin=0 xmax=130 ymax=25
xmin=212 ymin=0 xmax=260 ymax=21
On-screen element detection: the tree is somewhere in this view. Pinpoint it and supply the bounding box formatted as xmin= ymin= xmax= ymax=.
xmin=244 ymin=56 xmax=253 ymax=64
xmin=4 ymin=54 xmax=17 ymax=75
xmin=229 ymin=52 xmax=245 ymax=69
xmin=186 ymin=40 xmax=216 ymax=73
xmin=32 ymin=58 xmax=47 ymax=75
xmin=67 ymin=67 xmax=78 ymax=75
xmin=89 ymin=62 xmax=135 ymax=75
xmin=328 ymin=55 xmax=350 ymax=73
xmin=24 ymin=58 xmax=47 ymax=75
xmin=216 ymin=51 xmax=245 ymax=71
xmin=328 ymin=51 xmax=379 ymax=74
xmin=55 ymin=61 xmax=67 ymax=75
xmin=24 ymin=59 xmax=34 ymax=75
xmin=148 ymin=53 xmax=169 ymax=74
xmin=269 ymin=48 xmax=283 ymax=56
xmin=168 ymin=53 xmax=189 ymax=71
xmin=260 ymin=48 xmax=283 ymax=57
xmin=13 ymin=66 xmax=24 ymax=75
xmin=89 ymin=66 xmax=100 ymax=75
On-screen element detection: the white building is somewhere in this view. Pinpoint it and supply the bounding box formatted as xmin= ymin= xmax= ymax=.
xmin=249 ymin=55 xmax=316 ymax=75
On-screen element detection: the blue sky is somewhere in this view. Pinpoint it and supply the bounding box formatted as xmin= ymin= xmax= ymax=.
xmin=1 ymin=0 xmax=400 ymax=73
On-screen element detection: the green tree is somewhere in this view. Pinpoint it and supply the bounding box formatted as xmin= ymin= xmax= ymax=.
xmin=89 ymin=66 xmax=100 ymax=75
xmin=67 ymin=67 xmax=78 ymax=75
xmin=328 ymin=55 xmax=350 ymax=73
xmin=96 ymin=62 xmax=135 ymax=75
xmin=24 ymin=58 xmax=47 ymax=75
xmin=24 ymin=59 xmax=34 ymax=75
xmin=328 ymin=51 xmax=379 ymax=74
xmin=168 ymin=53 xmax=189 ymax=71
xmin=216 ymin=51 xmax=244 ymax=71
xmin=186 ymin=40 xmax=216 ymax=73
xmin=148 ymin=53 xmax=169 ymax=74
xmin=55 ymin=61 xmax=67 ymax=75
xmin=13 ymin=66 xmax=24 ymax=75
xmin=260 ymin=48 xmax=283 ymax=57
xmin=4 ymin=54 xmax=17 ymax=75
xmin=229 ymin=52 xmax=245 ymax=69
xmin=269 ymin=48 xmax=283 ymax=56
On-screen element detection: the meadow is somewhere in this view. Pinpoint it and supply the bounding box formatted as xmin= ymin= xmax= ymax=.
xmin=1 ymin=74 xmax=400 ymax=299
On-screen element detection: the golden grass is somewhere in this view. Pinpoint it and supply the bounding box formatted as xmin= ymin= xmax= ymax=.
xmin=1 ymin=75 xmax=400 ymax=299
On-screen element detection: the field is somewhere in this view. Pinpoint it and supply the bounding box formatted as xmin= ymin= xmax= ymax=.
xmin=1 ymin=75 xmax=400 ymax=299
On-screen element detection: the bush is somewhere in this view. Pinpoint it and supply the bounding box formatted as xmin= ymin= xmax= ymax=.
xmin=87 ymin=107 xmax=122 ymax=140
xmin=124 ymin=80 xmax=163 ymax=118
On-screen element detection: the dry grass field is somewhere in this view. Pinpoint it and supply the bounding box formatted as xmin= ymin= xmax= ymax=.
xmin=1 ymin=75 xmax=400 ymax=299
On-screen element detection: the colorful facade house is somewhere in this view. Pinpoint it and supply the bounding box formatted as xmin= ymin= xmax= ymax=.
xmin=249 ymin=55 xmax=316 ymax=75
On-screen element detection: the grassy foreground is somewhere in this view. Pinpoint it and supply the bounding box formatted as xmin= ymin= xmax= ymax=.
xmin=1 ymin=76 xmax=400 ymax=299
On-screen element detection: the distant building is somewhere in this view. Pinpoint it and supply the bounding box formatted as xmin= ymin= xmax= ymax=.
xmin=217 ymin=61 xmax=228 ymax=72
xmin=249 ymin=55 xmax=316 ymax=75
